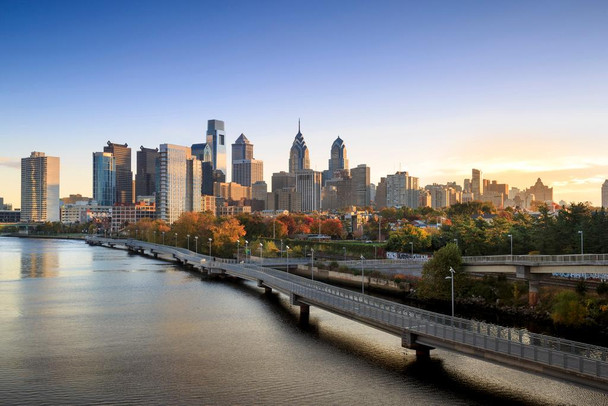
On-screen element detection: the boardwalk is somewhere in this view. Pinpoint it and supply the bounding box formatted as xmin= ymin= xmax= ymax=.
xmin=89 ymin=237 xmax=608 ymax=391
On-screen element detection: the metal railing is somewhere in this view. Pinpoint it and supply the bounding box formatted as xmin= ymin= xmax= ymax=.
xmin=88 ymin=237 xmax=608 ymax=382
xmin=463 ymin=254 xmax=608 ymax=265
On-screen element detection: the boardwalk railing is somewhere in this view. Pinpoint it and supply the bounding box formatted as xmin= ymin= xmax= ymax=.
xmin=463 ymin=254 xmax=608 ymax=265
xmin=89 ymin=237 xmax=608 ymax=386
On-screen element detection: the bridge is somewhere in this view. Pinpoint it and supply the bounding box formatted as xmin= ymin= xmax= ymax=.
xmin=87 ymin=237 xmax=608 ymax=391
xmin=462 ymin=254 xmax=608 ymax=305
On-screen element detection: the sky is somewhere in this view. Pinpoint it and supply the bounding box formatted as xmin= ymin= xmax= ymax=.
xmin=1 ymin=1 xmax=607 ymax=208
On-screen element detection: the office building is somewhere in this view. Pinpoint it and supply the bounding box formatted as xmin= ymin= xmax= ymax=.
xmin=272 ymin=171 xmax=296 ymax=193
xmin=471 ymin=169 xmax=483 ymax=200
xmin=21 ymin=151 xmax=60 ymax=222
xmin=351 ymin=164 xmax=370 ymax=207
xmin=386 ymin=171 xmax=419 ymax=209
xmin=603 ymin=180 xmax=608 ymax=209
xmin=295 ymin=169 xmax=322 ymax=211
xmin=156 ymin=144 xmax=201 ymax=224
xmin=92 ymin=152 xmax=116 ymax=206
xmin=526 ymin=178 xmax=553 ymax=203
xmin=289 ymin=120 xmax=310 ymax=173
xmin=103 ymin=142 xmax=133 ymax=204
xmin=324 ymin=136 xmax=349 ymax=184
xmin=375 ymin=177 xmax=387 ymax=209
xmin=135 ymin=146 xmax=158 ymax=198
xmin=232 ymin=133 xmax=264 ymax=187
xmin=206 ymin=119 xmax=227 ymax=177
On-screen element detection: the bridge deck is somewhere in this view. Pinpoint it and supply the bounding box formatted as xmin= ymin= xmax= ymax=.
xmin=89 ymin=237 xmax=608 ymax=391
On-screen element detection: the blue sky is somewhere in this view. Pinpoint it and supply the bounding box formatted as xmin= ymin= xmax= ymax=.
xmin=1 ymin=1 xmax=607 ymax=207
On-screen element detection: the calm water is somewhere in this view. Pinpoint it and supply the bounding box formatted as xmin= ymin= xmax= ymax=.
xmin=0 ymin=237 xmax=605 ymax=405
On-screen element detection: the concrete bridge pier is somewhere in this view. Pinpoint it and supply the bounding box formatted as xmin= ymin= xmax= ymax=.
xmin=290 ymin=293 xmax=310 ymax=324
xmin=402 ymin=332 xmax=433 ymax=359
xmin=257 ymin=280 xmax=272 ymax=294
xmin=516 ymin=265 xmax=544 ymax=307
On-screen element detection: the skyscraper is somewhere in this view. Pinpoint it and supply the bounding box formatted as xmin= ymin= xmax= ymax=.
xmin=191 ymin=142 xmax=214 ymax=195
xmin=386 ymin=171 xmax=419 ymax=209
xmin=471 ymin=168 xmax=483 ymax=200
xmin=602 ymin=180 xmax=608 ymax=209
xmin=295 ymin=169 xmax=322 ymax=211
xmin=206 ymin=119 xmax=226 ymax=177
xmin=135 ymin=146 xmax=158 ymax=199
xmin=232 ymin=133 xmax=263 ymax=187
xmin=351 ymin=164 xmax=370 ymax=207
xmin=21 ymin=151 xmax=60 ymax=222
xmin=104 ymin=141 xmax=133 ymax=204
xmin=289 ymin=120 xmax=310 ymax=174
xmin=92 ymin=152 xmax=116 ymax=206
xmin=328 ymin=136 xmax=348 ymax=175
xmin=156 ymin=144 xmax=201 ymax=223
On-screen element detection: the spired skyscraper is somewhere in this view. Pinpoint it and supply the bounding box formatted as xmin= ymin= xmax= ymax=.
xmin=232 ymin=133 xmax=263 ymax=187
xmin=103 ymin=142 xmax=133 ymax=205
xmin=289 ymin=120 xmax=310 ymax=174
xmin=21 ymin=151 xmax=60 ymax=222
xmin=92 ymin=152 xmax=116 ymax=206
xmin=323 ymin=136 xmax=349 ymax=185
xmin=206 ymin=119 xmax=227 ymax=177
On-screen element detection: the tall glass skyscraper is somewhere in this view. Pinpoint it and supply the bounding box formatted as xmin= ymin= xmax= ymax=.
xmin=103 ymin=141 xmax=133 ymax=204
xmin=206 ymin=119 xmax=226 ymax=177
xmin=289 ymin=120 xmax=310 ymax=174
xmin=21 ymin=151 xmax=60 ymax=222
xmin=92 ymin=152 xmax=116 ymax=206
xmin=135 ymin=146 xmax=158 ymax=199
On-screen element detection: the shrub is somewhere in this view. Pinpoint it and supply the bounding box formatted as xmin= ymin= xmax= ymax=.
xmin=597 ymin=281 xmax=608 ymax=296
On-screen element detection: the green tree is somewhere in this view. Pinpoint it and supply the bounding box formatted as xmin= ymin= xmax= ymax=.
xmin=551 ymin=291 xmax=588 ymax=326
xmin=417 ymin=243 xmax=465 ymax=300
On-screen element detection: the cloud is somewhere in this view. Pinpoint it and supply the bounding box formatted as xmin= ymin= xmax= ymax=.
xmin=0 ymin=157 xmax=20 ymax=169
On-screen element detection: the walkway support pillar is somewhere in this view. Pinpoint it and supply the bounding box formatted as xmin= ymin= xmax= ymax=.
xmin=290 ymin=293 xmax=310 ymax=324
xmin=402 ymin=332 xmax=433 ymax=359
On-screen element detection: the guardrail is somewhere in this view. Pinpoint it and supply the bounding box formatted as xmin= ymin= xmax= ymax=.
xmin=463 ymin=254 xmax=608 ymax=265
xmin=88 ymin=236 xmax=608 ymax=383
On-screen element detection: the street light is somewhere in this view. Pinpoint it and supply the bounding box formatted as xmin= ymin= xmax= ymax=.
xmin=508 ymin=234 xmax=513 ymax=257
xmin=135 ymin=229 xmax=139 ymax=240
xmin=187 ymin=234 xmax=190 ymax=251
xmin=259 ymin=243 xmax=263 ymax=263
xmin=280 ymin=240 xmax=283 ymax=258
xmin=162 ymin=231 xmax=165 ymax=245
xmin=245 ymin=240 xmax=249 ymax=261
xmin=578 ymin=230 xmax=584 ymax=255
xmin=343 ymin=247 xmax=346 ymax=261
xmin=446 ymin=267 xmax=455 ymax=318
xmin=409 ymin=241 xmax=413 ymax=256
xmin=360 ymin=255 xmax=365 ymax=294
xmin=195 ymin=236 xmax=198 ymax=254
xmin=378 ymin=215 xmax=381 ymax=242
xmin=174 ymin=233 xmax=178 ymax=247
xmin=286 ymin=245 xmax=290 ymax=273
xmin=208 ymin=238 xmax=213 ymax=257
xmin=153 ymin=230 xmax=156 ymax=243
xmin=237 ymin=239 xmax=240 ymax=262
xmin=273 ymin=217 xmax=276 ymax=239
xmin=454 ymin=238 xmax=458 ymax=246
xmin=311 ymin=248 xmax=315 ymax=280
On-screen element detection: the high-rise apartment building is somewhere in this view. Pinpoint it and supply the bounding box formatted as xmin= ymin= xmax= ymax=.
xmin=386 ymin=171 xmax=419 ymax=209
xmin=103 ymin=142 xmax=133 ymax=205
xmin=21 ymin=152 xmax=60 ymax=222
xmin=92 ymin=152 xmax=116 ymax=206
xmin=351 ymin=164 xmax=370 ymax=207
xmin=206 ymin=119 xmax=227 ymax=177
xmin=135 ymin=146 xmax=158 ymax=198
xmin=603 ymin=180 xmax=608 ymax=209
xmin=231 ymin=134 xmax=263 ymax=187
xmin=156 ymin=144 xmax=201 ymax=223
xmin=471 ymin=169 xmax=483 ymax=200
xmin=289 ymin=120 xmax=310 ymax=173
xmin=295 ymin=169 xmax=322 ymax=211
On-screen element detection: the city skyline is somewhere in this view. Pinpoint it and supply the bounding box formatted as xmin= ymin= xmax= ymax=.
xmin=1 ymin=1 xmax=607 ymax=206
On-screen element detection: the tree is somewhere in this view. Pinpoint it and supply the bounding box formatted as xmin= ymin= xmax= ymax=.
xmin=551 ymin=291 xmax=588 ymax=326
xmin=321 ymin=218 xmax=344 ymax=239
xmin=417 ymin=243 xmax=464 ymax=300
xmin=385 ymin=224 xmax=431 ymax=253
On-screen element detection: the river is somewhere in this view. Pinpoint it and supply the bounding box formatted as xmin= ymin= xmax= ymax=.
xmin=0 ymin=237 xmax=605 ymax=405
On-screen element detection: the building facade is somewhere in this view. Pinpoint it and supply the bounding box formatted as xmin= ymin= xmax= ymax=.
xmin=21 ymin=151 xmax=60 ymax=222
xmin=288 ymin=121 xmax=310 ymax=173
xmin=351 ymin=164 xmax=370 ymax=207
xmin=386 ymin=171 xmax=419 ymax=209
xmin=103 ymin=142 xmax=133 ymax=205
xmin=135 ymin=146 xmax=158 ymax=199
xmin=295 ymin=169 xmax=322 ymax=211
xmin=92 ymin=152 xmax=116 ymax=206
xmin=206 ymin=119 xmax=227 ymax=177
xmin=603 ymin=180 xmax=608 ymax=209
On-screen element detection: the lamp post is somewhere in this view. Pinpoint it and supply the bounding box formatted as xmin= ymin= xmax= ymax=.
xmin=409 ymin=241 xmax=413 ymax=256
xmin=508 ymin=234 xmax=513 ymax=257
xmin=578 ymin=230 xmax=584 ymax=255
xmin=135 ymin=229 xmax=138 ymax=240
xmin=153 ymin=230 xmax=156 ymax=243
xmin=280 ymin=240 xmax=283 ymax=258
xmin=360 ymin=255 xmax=365 ymax=294
xmin=237 ymin=239 xmax=240 ymax=262
xmin=286 ymin=245 xmax=290 ymax=274
xmin=446 ymin=267 xmax=455 ymax=318
xmin=208 ymin=238 xmax=213 ymax=257
xmin=378 ymin=216 xmax=382 ymax=242
xmin=174 ymin=233 xmax=178 ymax=247
xmin=343 ymin=247 xmax=346 ymax=261
xmin=187 ymin=234 xmax=190 ymax=251
xmin=454 ymin=238 xmax=458 ymax=246
xmin=162 ymin=231 xmax=165 ymax=245
xmin=195 ymin=236 xmax=198 ymax=254
xmin=259 ymin=243 xmax=263 ymax=263
xmin=273 ymin=217 xmax=276 ymax=239
xmin=311 ymin=248 xmax=314 ymax=280
xmin=245 ymin=240 xmax=249 ymax=261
